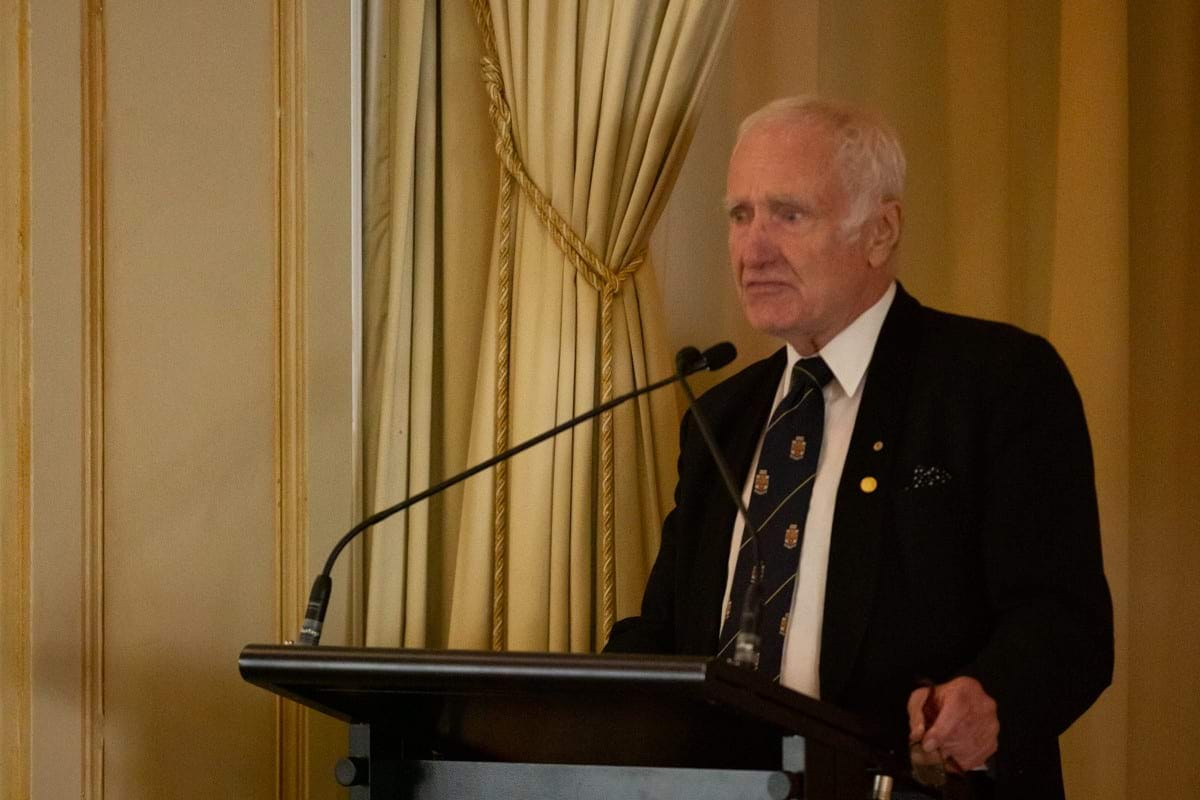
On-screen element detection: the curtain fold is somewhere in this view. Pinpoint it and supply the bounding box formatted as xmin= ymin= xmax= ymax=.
xmin=361 ymin=0 xmax=437 ymax=646
xmin=1045 ymin=2 xmax=1129 ymax=796
xmin=447 ymin=0 xmax=736 ymax=651
xmin=1127 ymin=2 xmax=1200 ymax=798
xmin=362 ymin=0 xmax=498 ymax=648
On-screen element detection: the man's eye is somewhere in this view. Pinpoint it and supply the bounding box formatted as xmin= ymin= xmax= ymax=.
xmin=728 ymin=208 xmax=750 ymax=224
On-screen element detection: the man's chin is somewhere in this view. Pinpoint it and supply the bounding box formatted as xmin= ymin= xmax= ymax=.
xmin=741 ymin=303 xmax=805 ymax=340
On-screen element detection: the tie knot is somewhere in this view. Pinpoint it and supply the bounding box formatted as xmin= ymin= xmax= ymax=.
xmin=791 ymin=356 xmax=833 ymax=392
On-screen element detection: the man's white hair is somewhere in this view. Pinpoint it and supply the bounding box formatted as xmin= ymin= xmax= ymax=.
xmin=737 ymin=96 xmax=907 ymax=239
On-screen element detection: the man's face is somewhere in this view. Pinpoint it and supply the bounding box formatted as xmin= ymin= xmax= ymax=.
xmin=725 ymin=120 xmax=889 ymax=354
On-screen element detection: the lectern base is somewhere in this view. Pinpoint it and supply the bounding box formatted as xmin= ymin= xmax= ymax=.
xmin=345 ymin=724 xmax=809 ymax=800
xmin=388 ymin=759 xmax=791 ymax=800
xmin=348 ymin=724 xmax=811 ymax=800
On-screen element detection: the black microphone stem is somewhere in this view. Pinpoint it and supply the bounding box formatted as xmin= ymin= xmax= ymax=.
xmin=323 ymin=370 xmax=679 ymax=575
xmin=676 ymin=370 xmax=763 ymax=670
xmin=675 ymin=378 xmax=757 ymax=534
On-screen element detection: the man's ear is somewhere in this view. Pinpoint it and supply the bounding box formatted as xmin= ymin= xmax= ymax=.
xmin=865 ymin=200 xmax=902 ymax=268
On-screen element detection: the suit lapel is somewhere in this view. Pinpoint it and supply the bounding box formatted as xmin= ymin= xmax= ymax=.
xmin=819 ymin=285 xmax=923 ymax=701
xmin=686 ymin=349 xmax=787 ymax=654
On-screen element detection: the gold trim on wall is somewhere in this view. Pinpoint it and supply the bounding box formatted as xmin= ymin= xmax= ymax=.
xmin=274 ymin=0 xmax=309 ymax=797
xmin=1 ymin=1 xmax=32 ymax=798
xmin=80 ymin=1 xmax=105 ymax=798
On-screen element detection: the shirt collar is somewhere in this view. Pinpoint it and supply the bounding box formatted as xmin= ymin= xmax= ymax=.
xmin=784 ymin=281 xmax=896 ymax=399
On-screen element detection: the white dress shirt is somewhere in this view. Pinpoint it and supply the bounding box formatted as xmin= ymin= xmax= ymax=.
xmin=720 ymin=282 xmax=896 ymax=697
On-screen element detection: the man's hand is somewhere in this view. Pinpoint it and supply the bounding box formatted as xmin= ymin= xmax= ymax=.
xmin=907 ymin=676 xmax=999 ymax=771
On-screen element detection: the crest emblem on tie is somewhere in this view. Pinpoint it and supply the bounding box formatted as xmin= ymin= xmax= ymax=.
xmin=753 ymin=469 xmax=770 ymax=495
xmin=789 ymin=435 xmax=807 ymax=460
xmin=784 ymin=523 xmax=800 ymax=549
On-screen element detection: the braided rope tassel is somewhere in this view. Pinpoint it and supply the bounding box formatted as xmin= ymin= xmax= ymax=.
xmin=491 ymin=166 xmax=515 ymax=652
xmin=471 ymin=0 xmax=511 ymax=651
xmin=598 ymin=287 xmax=618 ymax=639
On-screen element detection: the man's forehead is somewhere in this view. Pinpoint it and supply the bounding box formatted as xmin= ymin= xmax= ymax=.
xmin=734 ymin=116 xmax=836 ymax=157
xmin=730 ymin=125 xmax=837 ymax=180
xmin=726 ymin=128 xmax=842 ymax=202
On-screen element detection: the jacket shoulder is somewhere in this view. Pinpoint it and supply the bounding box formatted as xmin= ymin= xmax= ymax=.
xmin=913 ymin=304 xmax=1071 ymax=379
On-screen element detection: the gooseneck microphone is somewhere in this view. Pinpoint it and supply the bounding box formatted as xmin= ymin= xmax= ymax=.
xmin=296 ymin=342 xmax=738 ymax=646
xmin=674 ymin=345 xmax=763 ymax=670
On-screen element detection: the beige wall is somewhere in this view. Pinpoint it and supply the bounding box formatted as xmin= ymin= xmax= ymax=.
xmin=2 ymin=1 xmax=356 ymax=798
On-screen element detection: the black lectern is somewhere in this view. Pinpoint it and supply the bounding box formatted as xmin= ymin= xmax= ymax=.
xmin=239 ymin=645 xmax=922 ymax=799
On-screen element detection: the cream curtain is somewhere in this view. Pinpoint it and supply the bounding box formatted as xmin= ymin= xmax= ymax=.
xmin=362 ymin=1 xmax=735 ymax=651
xmin=445 ymin=0 xmax=737 ymax=652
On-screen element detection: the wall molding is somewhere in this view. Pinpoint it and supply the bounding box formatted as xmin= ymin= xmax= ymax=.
xmin=80 ymin=1 xmax=106 ymax=798
xmin=0 ymin=1 xmax=32 ymax=798
xmin=274 ymin=0 xmax=310 ymax=797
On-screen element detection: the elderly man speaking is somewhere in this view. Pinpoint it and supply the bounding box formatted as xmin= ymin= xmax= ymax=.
xmin=605 ymin=97 xmax=1113 ymax=800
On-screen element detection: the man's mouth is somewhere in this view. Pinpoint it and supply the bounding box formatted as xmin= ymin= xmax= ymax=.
xmin=742 ymin=279 xmax=793 ymax=292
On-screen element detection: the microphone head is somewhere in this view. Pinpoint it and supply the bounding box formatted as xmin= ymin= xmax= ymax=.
xmin=675 ymin=346 xmax=703 ymax=375
xmin=701 ymin=342 xmax=737 ymax=371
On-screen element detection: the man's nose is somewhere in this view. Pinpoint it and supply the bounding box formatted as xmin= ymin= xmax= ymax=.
xmin=739 ymin=216 xmax=779 ymax=266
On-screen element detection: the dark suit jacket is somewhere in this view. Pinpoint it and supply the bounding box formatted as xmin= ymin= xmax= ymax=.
xmin=606 ymin=285 xmax=1113 ymax=799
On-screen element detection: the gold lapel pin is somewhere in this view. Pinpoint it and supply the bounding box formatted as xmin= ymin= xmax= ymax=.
xmin=860 ymin=476 xmax=878 ymax=494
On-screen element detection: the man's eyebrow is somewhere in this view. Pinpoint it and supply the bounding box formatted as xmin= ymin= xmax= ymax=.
xmin=766 ymin=195 xmax=807 ymax=210
xmin=722 ymin=195 xmax=816 ymax=215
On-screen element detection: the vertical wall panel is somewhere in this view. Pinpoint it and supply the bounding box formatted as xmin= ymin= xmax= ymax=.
xmin=0 ymin=1 xmax=31 ymax=797
xmin=274 ymin=0 xmax=311 ymax=793
xmin=102 ymin=2 xmax=277 ymax=797
xmin=28 ymin=1 xmax=87 ymax=797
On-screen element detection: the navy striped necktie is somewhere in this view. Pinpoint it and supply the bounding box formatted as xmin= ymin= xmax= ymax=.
xmin=718 ymin=356 xmax=834 ymax=679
